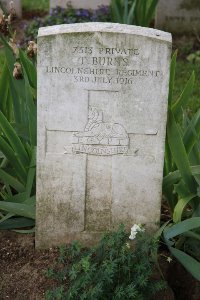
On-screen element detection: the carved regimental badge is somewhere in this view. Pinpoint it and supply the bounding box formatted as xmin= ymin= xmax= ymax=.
xmin=71 ymin=107 xmax=129 ymax=155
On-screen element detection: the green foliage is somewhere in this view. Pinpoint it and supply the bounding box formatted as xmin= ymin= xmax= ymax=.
xmin=24 ymin=5 xmax=111 ymax=42
xmin=162 ymin=51 xmax=200 ymax=280
xmin=174 ymin=60 xmax=200 ymax=115
xmin=0 ymin=33 xmax=36 ymax=231
xmin=111 ymin=0 xmax=159 ymax=26
xmin=45 ymin=226 xmax=166 ymax=300
xmin=163 ymin=51 xmax=200 ymax=222
xmin=163 ymin=218 xmax=200 ymax=281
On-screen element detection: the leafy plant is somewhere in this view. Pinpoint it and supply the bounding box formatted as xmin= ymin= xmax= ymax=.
xmin=163 ymin=50 xmax=200 ymax=223
xmin=111 ymin=0 xmax=159 ymax=26
xmin=162 ymin=51 xmax=200 ymax=279
xmin=24 ymin=5 xmax=111 ymax=42
xmin=45 ymin=225 xmax=167 ymax=300
xmin=0 ymin=33 xmax=37 ymax=231
xmin=163 ymin=218 xmax=200 ymax=281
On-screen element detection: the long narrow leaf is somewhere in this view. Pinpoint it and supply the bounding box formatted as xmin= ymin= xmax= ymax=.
xmin=169 ymin=246 xmax=200 ymax=281
xmin=0 ymin=217 xmax=35 ymax=229
xmin=145 ymin=0 xmax=159 ymax=27
xmin=0 ymin=62 xmax=10 ymax=118
xmin=172 ymin=72 xmax=195 ymax=118
xmin=0 ymin=136 xmax=27 ymax=183
xmin=168 ymin=51 xmax=177 ymax=107
xmin=183 ymin=109 xmax=200 ymax=155
xmin=0 ymin=212 xmax=14 ymax=223
xmin=0 ymin=111 xmax=29 ymax=166
xmin=164 ymin=217 xmax=200 ymax=240
xmin=0 ymin=33 xmax=24 ymax=123
xmin=5 ymin=192 xmax=28 ymax=203
xmin=0 ymin=201 xmax=35 ymax=219
xmin=13 ymin=227 xmax=35 ymax=233
xmin=123 ymin=0 xmax=129 ymax=24
xmin=111 ymin=0 xmax=122 ymax=23
xmin=23 ymin=71 xmax=37 ymax=146
xmin=167 ymin=110 xmax=196 ymax=193
xmin=163 ymin=165 xmax=200 ymax=189
xmin=127 ymin=1 xmax=136 ymax=24
xmin=19 ymin=49 xmax=37 ymax=89
xmin=0 ymin=169 xmax=25 ymax=192
xmin=26 ymin=147 xmax=36 ymax=197
xmin=173 ymin=194 xmax=196 ymax=223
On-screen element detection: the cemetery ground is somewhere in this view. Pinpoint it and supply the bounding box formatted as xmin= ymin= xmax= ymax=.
xmin=1 ymin=227 xmax=200 ymax=300
xmin=0 ymin=2 xmax=200 ymax=300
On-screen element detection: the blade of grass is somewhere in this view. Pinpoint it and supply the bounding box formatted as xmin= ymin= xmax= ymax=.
xmin=169 ymin=246 xmax=200 ymax=281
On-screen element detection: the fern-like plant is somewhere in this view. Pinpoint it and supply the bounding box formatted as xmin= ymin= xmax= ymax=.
xmin=45 ymin=225 xmax=166 ymax=300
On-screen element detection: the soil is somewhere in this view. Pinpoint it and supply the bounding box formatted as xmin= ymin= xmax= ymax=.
xmin=0 ymin=231 xmax=59 ymax=300
xmin=0 ymin=231 xmax=200 ymax=300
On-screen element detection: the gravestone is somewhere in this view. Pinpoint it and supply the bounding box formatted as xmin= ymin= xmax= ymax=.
xmin=36 ymin=23 xmax=172 ymax=248
xmin=0 ymin=0 xmax=22 ymax=18
xmin=156 ymin=0 xmax=200 ymax=33
xmin=50 ymin=0 xmax=110 ymax=10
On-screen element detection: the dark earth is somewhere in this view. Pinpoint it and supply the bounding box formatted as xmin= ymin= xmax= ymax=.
xmin=0 ymin=230 xmax=200 ymax=300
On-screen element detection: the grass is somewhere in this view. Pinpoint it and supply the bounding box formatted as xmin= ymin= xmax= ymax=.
xmin=22 ymin=0 xmax=49 ymax=12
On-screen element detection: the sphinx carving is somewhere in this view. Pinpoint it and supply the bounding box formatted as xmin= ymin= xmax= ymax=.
xmin=74 ymin=107 xmax=129 ymax=146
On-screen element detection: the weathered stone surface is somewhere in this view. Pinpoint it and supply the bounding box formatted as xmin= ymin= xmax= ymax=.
xmin=36 ymin=23 xmax=171 ymax=248
xmin=156 ymin=0 xmax=200 ymax=33
xmin=1 ymin=0 xmax=22 ymax=18
xmin=50 ymin=0 xmax=110 ymax=10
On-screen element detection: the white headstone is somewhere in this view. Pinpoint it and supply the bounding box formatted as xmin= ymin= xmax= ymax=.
xmin=50 ymin=0 xmax=110 ymax=10
xmin=36 ymin=23 xmax=171 ymax=248
xmin=156 ymin=0 xmax=200 ymax=33
xmin=1 ymin=0 xmax=22 ymax=18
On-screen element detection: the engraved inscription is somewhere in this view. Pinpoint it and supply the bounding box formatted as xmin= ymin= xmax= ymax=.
xmin=45 ymin=43 xmax=162 ymax=85
xmin=72 ymin=107 xmax=129 ymax=155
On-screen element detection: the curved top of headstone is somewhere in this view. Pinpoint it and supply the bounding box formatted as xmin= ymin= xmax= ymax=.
xmin=38 ymin=22 xmax=172 ymax=43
